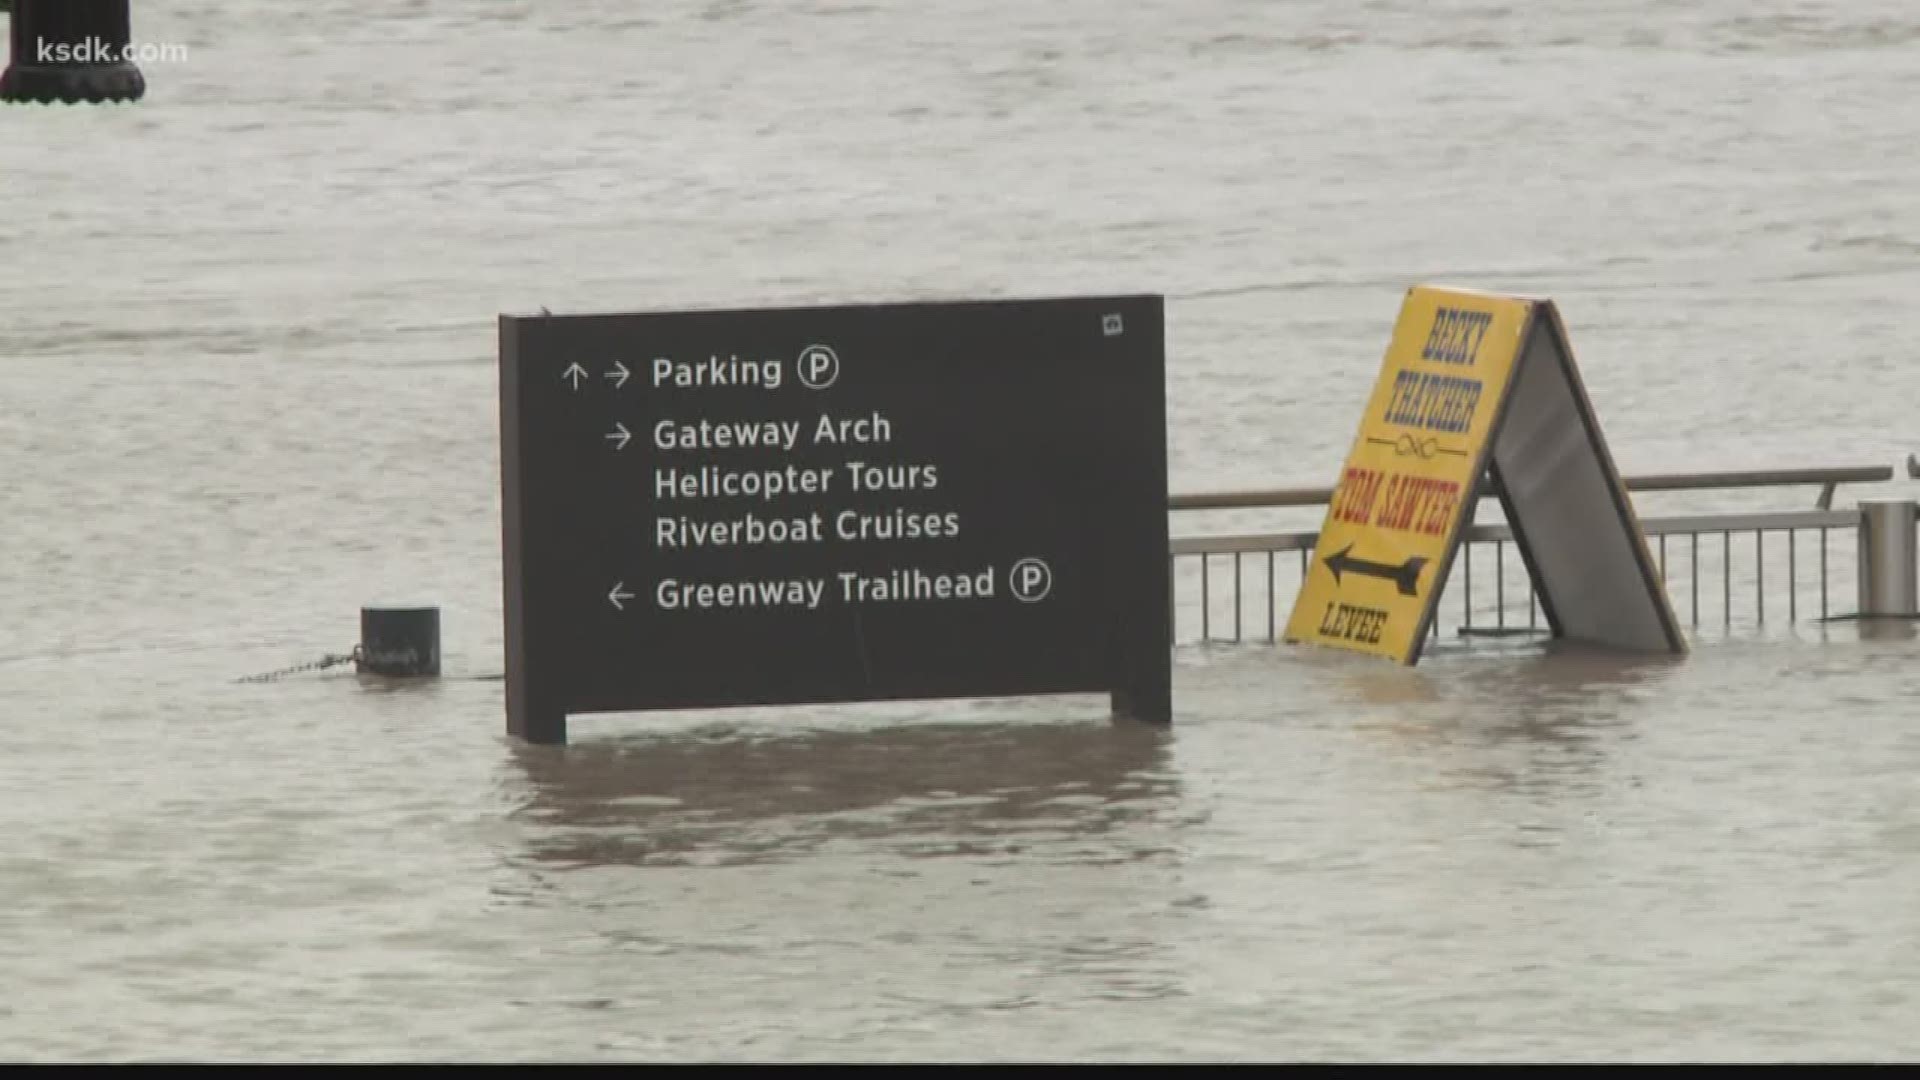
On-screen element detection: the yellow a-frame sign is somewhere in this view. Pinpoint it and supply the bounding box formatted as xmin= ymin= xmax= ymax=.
xmin=1284 ymin=285 xmax=1685 ymax=663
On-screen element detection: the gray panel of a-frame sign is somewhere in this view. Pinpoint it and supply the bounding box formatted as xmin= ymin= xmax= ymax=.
xmin=1488 ymin=308 xmax=1686 ymax=653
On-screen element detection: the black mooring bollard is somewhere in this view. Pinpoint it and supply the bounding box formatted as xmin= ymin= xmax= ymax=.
xmin=1 ymin=0 xmax=146 ymax=104
xmin=357 ymin=606 xmax=441 ymax=678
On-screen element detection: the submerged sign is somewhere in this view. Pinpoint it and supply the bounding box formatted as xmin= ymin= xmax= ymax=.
xmin=500 ymin=296 xmax=1170 ymax=744
xmin=1285 ymin=285 xmax=1684 ymax=663
xmin=1286 ymin=289 xmax=1532 ymax=659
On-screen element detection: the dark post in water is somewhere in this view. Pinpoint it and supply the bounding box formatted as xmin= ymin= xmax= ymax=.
xmin=500 ymin=296 xmax=1171 ymax=745
xmin=357 ymin=606 xmax=441 ymax=678
xmin=1 ymin=0 xmax=145 ymax=104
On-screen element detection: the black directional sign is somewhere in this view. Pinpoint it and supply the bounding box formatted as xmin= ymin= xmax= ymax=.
xmin=500 ymin=296 xmax=1170 ymax=744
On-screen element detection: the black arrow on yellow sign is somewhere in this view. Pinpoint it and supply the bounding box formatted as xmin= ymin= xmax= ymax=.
xmin=1324 ymin=544 xmax=1428 ymax=597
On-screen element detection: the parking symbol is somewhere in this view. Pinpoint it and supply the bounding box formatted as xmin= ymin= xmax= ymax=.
xmin=1010 ymin=558 xmax=1053 ymax=603
xmin=797 ymin=344 xmax=840 ymax=390
xmin=1101 ymin=313 xmax=1123 ymax=336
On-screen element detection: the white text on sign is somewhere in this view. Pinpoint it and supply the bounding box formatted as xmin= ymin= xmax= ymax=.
xmin=650 ymin=412 xmax=894 ymax=452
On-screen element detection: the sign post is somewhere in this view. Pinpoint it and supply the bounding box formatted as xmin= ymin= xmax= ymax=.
xmin=501 ymin=296 xmax=1170 ymax=744
xmin=1285 ymin=285 xmax=1684 ymax=662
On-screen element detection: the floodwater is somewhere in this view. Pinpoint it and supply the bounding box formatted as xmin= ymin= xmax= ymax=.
xmin=5 ymin=0 xmax=1920 ymax=1062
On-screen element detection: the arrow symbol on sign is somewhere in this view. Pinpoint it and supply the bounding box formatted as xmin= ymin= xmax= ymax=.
xmin=605 ymin=361 xmax=630 ymax=389
xmin=608 ymin=581 xmax=634 ymax=611
xmin=1324 ymin=544 xmax=1428 ymax=597
xmin=605 ymin=422 xmax=631 ymax=450
xmin=561 ymin=362 xmax=588 ymax=390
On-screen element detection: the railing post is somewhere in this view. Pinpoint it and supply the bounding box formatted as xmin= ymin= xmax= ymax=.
xmin=1 ymin=0 xmax=146 ymax=104
xmin=1856 ymin=499 xmax=1918 ymax=617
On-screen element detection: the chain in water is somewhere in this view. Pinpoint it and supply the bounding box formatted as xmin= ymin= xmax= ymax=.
xmin=235 ymin=645 xmax=362 ymax=684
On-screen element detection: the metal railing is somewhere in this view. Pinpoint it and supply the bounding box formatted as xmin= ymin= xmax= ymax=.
xmin=1170 ymin=464 xmax=1890 ymax=514
xmin=1169 ymin=463 xmax=1897 ymax=646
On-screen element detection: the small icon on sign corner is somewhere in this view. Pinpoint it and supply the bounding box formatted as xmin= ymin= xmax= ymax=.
xmin=1010 ymin=558 xmax=1053 ymax=603
xmin=797 ymin=344 xmax=840 ymax=390
xmin=1101 ymin=313 xmax=1124 ymax=337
